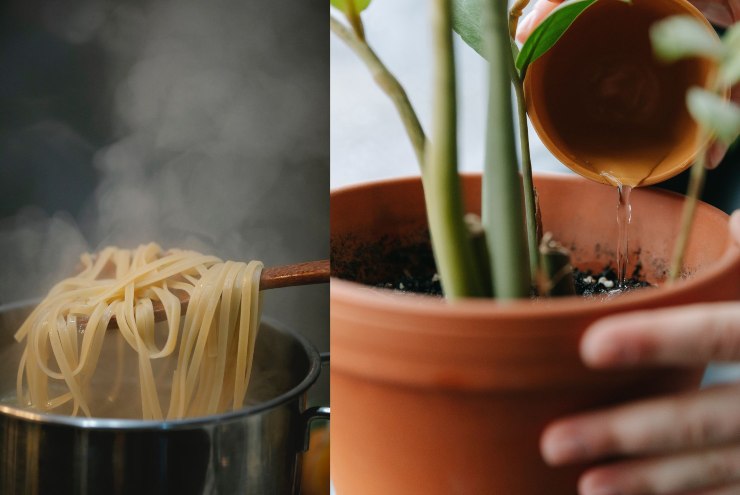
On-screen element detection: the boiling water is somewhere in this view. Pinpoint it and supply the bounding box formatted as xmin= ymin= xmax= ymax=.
xmin=0 ymin=321 xmax=294 ymax=420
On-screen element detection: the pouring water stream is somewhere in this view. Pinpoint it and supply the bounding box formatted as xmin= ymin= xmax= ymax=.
xmin=601 ymin=172 xmax=633 ymax=292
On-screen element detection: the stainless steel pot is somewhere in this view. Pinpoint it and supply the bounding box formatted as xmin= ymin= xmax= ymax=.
xmin=0 ymin=301 xmax=329 ymax=495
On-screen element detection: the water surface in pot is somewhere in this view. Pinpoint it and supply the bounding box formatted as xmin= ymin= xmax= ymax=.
xmin=0 ymin=302 xmax=311 ymax=420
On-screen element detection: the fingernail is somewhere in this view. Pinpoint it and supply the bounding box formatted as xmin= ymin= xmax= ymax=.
xmin=581 ymin=328 xmax=638 ymax=367
xmin=706 ymin=142 xmax=728 ymax=169
xmin=516 ymin=14 xmax=533 ymax=42
xmin=580 ymin=331 xmax=618 ymax=366
xmin=541 ymin=431 xmax=584 ymax=465
xmin=730 ymin=211 xmax=740 ymax=243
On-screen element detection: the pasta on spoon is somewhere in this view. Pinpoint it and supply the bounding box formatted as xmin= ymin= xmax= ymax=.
xmin=14 ymin=243 xmax=263 ymax=420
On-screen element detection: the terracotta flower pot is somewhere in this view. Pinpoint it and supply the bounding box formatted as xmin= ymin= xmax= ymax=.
xmin=330 ymin=174 xmax=740 ymax=494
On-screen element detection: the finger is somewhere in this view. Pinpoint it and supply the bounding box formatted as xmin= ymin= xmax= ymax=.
xmin=705 ymin=140 xmax=729 ymax=169
xmin=515 ymin=0 xmax=564 ymax=43
xmin=732 ymin=211 xmax=740 ymax=245
xmin=689 ymin=0 xmax=739 ymax=27
xmin=578 ymin=445 xmax=740 ymax=495
xmin=541 ymin=384 xmax=740 ymax=465
xmin=580 ymin=302 xmax=740 ymax=368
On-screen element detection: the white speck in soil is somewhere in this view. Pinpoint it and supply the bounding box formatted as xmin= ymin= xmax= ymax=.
xmin=574 ymin=265 xmax=650 ymax=297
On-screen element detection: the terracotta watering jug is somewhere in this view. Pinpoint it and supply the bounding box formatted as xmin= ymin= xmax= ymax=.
xmin=524 ymin=0 xmax=721 ymax=187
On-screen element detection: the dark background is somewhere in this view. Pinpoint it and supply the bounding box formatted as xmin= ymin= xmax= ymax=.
xmin=0 ymin=0 xmax=328 ymax=404
xmin=660 ymin=146 xmax=739 ymax=214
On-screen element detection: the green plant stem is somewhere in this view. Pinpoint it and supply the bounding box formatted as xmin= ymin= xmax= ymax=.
xmin=481 ymin=0 xmax=531 ymax=300
xmin=330 ymin=16 xmax=427 ymax=168
xmin=465 ymin=213 xmax=494 ymax=296
xmin=539 ymin=233 xmax=576 ymax=297
xmin=508 ymin=0 xmax=531 ymax=38
xmin=343 ymin=0 xmax=366 ymax=41
xmin=425 ymin=0 xmax=486 ymax=299
xmin=669 ymin=135 xmax=708 ymax=281
xmin=510 ymin=61 xmax=540 ymax=279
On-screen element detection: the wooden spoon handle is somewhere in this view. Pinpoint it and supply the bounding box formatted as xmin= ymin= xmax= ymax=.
xmin=74 ymin=260 xmax=329 ymax=330
xmin=260 ymin=260 xmax=330 ymax=290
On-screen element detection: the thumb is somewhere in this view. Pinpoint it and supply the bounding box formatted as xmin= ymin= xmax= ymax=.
xmin=689 ymin=0 xmax=740 ymax=27
xmin=705 ymin=140 xmax=729 ymax=169
xmin=516 ymin=0 xmax=565 ymax=43
xmin=731 ymin=210 xmax=740 ymax=245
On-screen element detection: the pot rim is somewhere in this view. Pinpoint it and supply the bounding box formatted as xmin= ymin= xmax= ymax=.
xmin=331 ymin=173 xmax=740 ymax=331
xmin=0 ymin=302 xmax=322 ymax=431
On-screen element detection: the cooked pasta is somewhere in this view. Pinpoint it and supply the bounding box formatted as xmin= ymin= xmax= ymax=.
xmin=14 ymin=243 xmax=263 ymax=420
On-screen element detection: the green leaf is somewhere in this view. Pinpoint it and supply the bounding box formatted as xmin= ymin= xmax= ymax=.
xmin=650 ymin=15 xmax=724 ymax=63
xmin=726 ymin=21 xmax=740 ymax=51
xmin=452 ymin=0 xmax=484 ymax=57
xmin=721 ymin=54 xmax=740 ymax=87
xmin=515 ymin=0 xmax=597 ymax=72
xmin=330 ymin=0 xmax=372 ymax=13
xmin=687 ymin=88 xmax=740 ymax=145
xmin=721 ymin=23 xmax=740 ymax=86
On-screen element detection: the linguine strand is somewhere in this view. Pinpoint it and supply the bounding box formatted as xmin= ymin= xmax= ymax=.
xmin=15 ymin=243 xmax=263 ymax=420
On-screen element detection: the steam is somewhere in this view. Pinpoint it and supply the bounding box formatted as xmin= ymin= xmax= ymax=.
xmin=0 ymin=0 xmax=327 ymax=305
xmin=0 ymin=209 xmax=88 ymax=304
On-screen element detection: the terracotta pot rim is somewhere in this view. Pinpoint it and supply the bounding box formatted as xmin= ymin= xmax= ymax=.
xmin=331 ymin=174 xmax=740 ymax=333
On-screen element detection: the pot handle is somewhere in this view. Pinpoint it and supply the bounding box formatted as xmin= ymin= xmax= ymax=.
xmin=299 ymin=353 xmax=330 ymax=452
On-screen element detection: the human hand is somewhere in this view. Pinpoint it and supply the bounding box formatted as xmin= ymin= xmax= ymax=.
xmin=516 ymin=0 xmax=739 ymax=43
xmin=690 ymin=0 xmax=740 ymax=27
xmin=515 ymin=0 xmax=566 ymax=44
xmin=539 ymin=213 xmax=740 ymax=495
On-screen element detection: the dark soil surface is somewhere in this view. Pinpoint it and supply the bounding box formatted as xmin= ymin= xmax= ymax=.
xmin=376 ymin=263 xmax=443 ymax=295
xmin=376 ymin=264 xmax=650 ymax=297
xmin=572 ymin=265 xmax=651 ymax=297
xmin=334 ymin=239 xmax=651 ymax=298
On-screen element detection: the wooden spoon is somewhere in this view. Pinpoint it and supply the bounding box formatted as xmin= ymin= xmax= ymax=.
xmin=76 ymin=259 xmax=329 ymax=330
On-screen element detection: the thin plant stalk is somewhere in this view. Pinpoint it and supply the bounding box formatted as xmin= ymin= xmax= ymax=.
xmin=482 ymin=0 xmax=531 ymax=299
xmin=342 ymin=0 xmax=366 ymax=41
xmin=509 ymin=0 xmax=539 ymax=281
xmin=509 ymin=0 xmax=539 ymax=282
xmin=669 ymin=133 xmax=708 ymax=281
xmin=508 ymin=0 xmax=530 ymax=38
xmin=465 ymin=214 xmax=494 ymax=296
xmin=425 ymin=0 xmax=486 ymax=298
xmin=538 ymin=233 xmax=576 ymax=297
xmin=510 ymin=60 xmax=540 ymax=278
xmin=330 ymin=16 xmax=427 ymax=168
